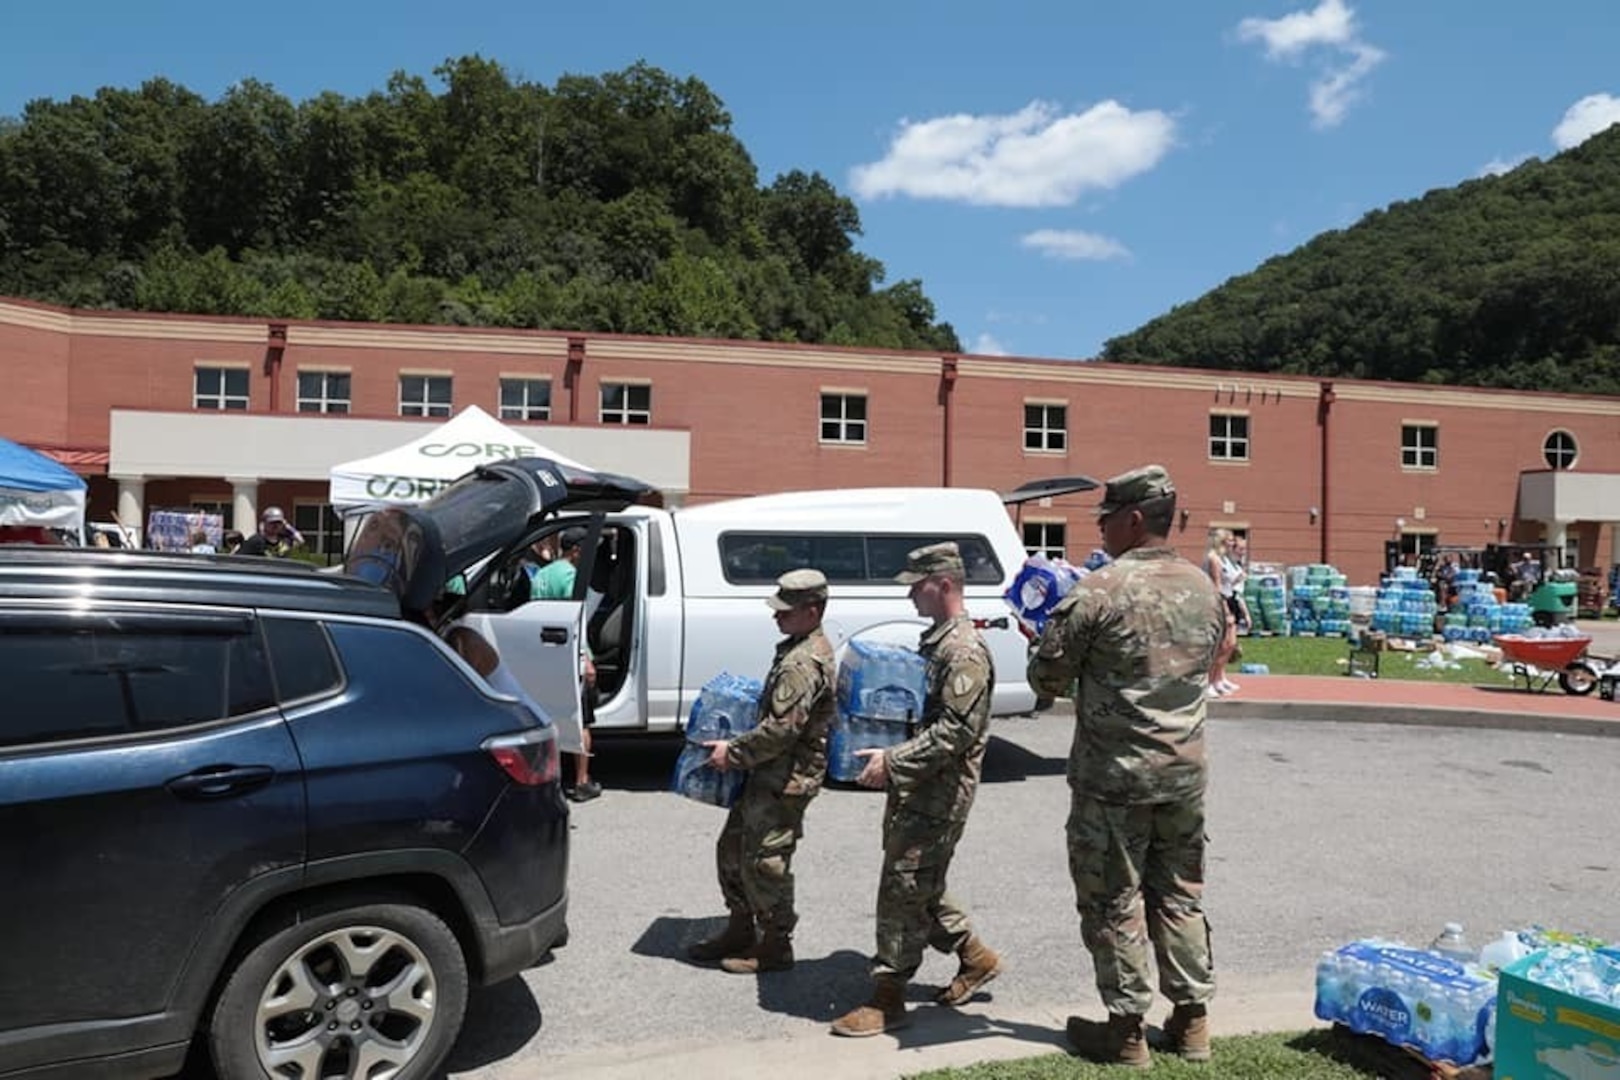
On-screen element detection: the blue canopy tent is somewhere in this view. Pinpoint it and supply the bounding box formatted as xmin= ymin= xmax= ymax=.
xmin=0 ymin=436 xmax=87 ymax=542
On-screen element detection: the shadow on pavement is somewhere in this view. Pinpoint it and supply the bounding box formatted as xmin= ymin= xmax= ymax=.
xmin=631 ymin=913 xmax=734 ymax=966
xmin=442 ymin=976 xmax=544 ymax=1072
xmin=979 ymin=733 xmax=1065 ymax=783
xmin=882 ymin=999 xmax=1069 ymax=1053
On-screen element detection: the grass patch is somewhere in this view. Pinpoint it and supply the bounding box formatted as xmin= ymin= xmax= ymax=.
xmin=908 ymin=1029 xmax=1386 ymax=1079
xmin=1236 ymin=635 xmax=1520 ymax=687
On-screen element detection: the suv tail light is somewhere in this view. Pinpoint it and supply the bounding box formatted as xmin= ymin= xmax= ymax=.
xmin=482 ymin=727 xmax=560 ymax=787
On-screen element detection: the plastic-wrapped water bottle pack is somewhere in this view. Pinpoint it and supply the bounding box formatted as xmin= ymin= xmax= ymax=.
xmin=1314 ymin=939 xmax=1496 ymax=1065
xmin=829 ymin=640 xmax=927 ymax=783
xmin=670 ymin=672 xmax=763 ymax=807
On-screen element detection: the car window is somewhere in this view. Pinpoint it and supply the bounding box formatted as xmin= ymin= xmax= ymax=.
xmin=0 ymin=610 xmax=275 ymax=748
xmin=262 ymin=617 xmax=343 ymax=704
xmin=719 ymin=532 xmax=1004 ymax=585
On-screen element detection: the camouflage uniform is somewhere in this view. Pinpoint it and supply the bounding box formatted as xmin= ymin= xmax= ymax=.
xmin=1029 ymin=467 xmax=1227 ymax=1019
xmin=713 ymin=615 xmax=837 ymax=934
xmin=871 ymin=608 xmax=995 ymax=979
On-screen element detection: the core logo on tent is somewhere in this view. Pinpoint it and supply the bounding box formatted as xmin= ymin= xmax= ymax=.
xmin=417 ymin=442 xmax=540 ymax=459
xmin=365 ymin=475 xmax=452 ymax=500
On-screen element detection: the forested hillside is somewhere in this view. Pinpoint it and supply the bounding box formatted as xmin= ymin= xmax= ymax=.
xmin=1103 ymin=125 xmax=1620 ymax=393
xmin=0 ymin=58 xmax=959 ymax=351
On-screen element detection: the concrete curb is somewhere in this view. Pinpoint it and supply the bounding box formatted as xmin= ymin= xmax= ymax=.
xmin=538 ymin=973 xmax=1322 ymax=1080
xmin=1207 ymin=698 xmax=1620 ymax=738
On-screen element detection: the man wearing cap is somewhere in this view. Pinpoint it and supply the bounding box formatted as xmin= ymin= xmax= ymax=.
xmin=237 ymin=507 xmax=303 ymax=558
xmin=530 ymin=526 xmax=602 ymax=801
xmin=1028 ymin=465 xmax=1227 ymax=1068
xmin=689 ymin=568 xmax=837 ymax=974
xmin=830 ymin=541 xmax=1002 ymax=1037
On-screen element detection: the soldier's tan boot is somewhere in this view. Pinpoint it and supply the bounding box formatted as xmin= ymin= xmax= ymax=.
xmin=1065 ymin=1012 xmax=1151 ymax=1069
xmin=719 ymin=930 xmax=794 ymax=974
xmin=829 ymin=976 xmax=910 ymax=1037
xmin=1158 ymin=1002 xmax=1212 ymax=1062
xmin=686 ymin=912 xmax=754 ymax=964
xmin=936 ymin=934 xmax=1004 ymax=1005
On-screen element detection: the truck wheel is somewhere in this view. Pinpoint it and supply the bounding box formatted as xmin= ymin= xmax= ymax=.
xmin=208 ymin=901 xmax=469 ymax=1080
xmin=1559 ymin=662 xmax=1598 ymax=696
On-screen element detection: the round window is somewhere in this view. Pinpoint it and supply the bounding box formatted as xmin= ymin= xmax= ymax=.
xmin=1543 ymin=430 xmax=1578 ymax=470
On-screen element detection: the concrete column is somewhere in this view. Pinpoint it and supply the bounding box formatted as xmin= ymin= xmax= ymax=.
xmin=1610 ymin=524 xmax=1620 ymax=568
xmin=227 ymin=477 xmax=259 ymax=534
xmin=112 ymin=476 xmax=145 ymax=545
xmin=1547 ymin=520 xmax=1568 ymax=569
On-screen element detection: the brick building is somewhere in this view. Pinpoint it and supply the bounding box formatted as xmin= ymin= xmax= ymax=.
xmin=3 ymin=294 xmax=1618 ymax=583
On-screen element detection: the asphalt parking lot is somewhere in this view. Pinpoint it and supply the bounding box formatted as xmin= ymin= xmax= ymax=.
xmin=443 ymin=709 xmax=1620 ymax=1079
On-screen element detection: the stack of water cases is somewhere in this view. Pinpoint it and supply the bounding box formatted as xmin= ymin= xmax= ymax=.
xmin=1314 ymin=940 xmax=1496 ymax=1066
xmin=1373 ymin=567 xmax=1439 ymax=639
xmin=1289 ymin=564 xmax=1352 ymax=637
xmin=671 ymin=672 xmax=763 ymax=807
xmin=1243 ymin=563 xmax=1290 ymax=635
xmin=1444 ymin=569 xmax=1533 ymax=642
xmin=828 ymin=640 xmax=927 ymax=782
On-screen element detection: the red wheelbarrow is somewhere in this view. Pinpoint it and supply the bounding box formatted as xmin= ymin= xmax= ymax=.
xmin=1492 ymin=633 xmax=1604 ymax=695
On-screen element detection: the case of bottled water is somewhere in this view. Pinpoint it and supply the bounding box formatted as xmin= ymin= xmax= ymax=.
xmin=1495 ymin=945 xmax=1620 ymax=1079
xmin=671 ymin=672 xmax=763 ymax=807
xmin=1314 ymin=940 xmax=1496 ymax=1065
xmin=829 ymin=640 xmax=927 ymax=783
xmin=1003 ymin=554 xmax=1082 ymax=633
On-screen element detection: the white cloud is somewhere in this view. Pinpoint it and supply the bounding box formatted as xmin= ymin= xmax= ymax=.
xmin=1478 ymin=154 xmax=1532 ymax=178
xmin=850 ymin=100 xmax=1176 ymax=208
xmin=971 ymin=332 xmax=1010 ymax=356
xmin=1020 ymin=229 xmax=1131 ymax=261
xmin=1552 ymin=93 xmax=1620 ymax=150
xmin=1236 ymin=0 xmax=1385 ymax=129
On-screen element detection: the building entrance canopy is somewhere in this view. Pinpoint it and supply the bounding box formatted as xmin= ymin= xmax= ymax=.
xmin=329 ymin=405 xmax=591 ymax=512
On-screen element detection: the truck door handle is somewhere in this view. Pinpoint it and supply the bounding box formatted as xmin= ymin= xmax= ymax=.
xmin=167 ymin=765 xmax=276 ymax=800
xmin=540 ymin=626 xmax=570 ymax=644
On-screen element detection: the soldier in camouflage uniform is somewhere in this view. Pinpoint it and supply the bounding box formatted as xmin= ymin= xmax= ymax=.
xmin=1028 ymin=465 xmax=1227 ymax=1068
xmin=830 ymin=542 xmax=1004 ymax=1037
xmin=688 ymin=568 xmax=837 ymax=975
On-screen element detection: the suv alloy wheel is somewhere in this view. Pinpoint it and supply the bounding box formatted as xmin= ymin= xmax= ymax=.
xmin=208 ymin=900 xmax=469 ymax=1080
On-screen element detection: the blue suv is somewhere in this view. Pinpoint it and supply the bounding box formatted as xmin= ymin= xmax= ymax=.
xmin=0 ymin=456 xmax=652 ymax=1080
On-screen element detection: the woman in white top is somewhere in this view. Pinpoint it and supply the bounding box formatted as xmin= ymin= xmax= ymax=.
xmin=1203 ymin=529 xmax=1242 ymax=697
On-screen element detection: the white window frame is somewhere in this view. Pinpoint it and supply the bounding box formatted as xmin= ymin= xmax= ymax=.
xmin=499 ymin=377 xmax=552 ymax=421
xmin=194 ymin=366 xmax=249 ymax=411
xmin=1023 ymin=401 xmax=1067 ymax=453
xmin=296 ymin=369 xmax=351 ymax=414
xmin=399 ymin=374 xmax=452 ymax=418
xmin=1543 ymin=429 xmax=1578 ymax=470
xmin=292 ymin=501 xmax=345 ymax=564
xmin=820 ymin=392 xmax=868 ymax=445
xmin=1022 ymin=520 xmax=1067 ymax=560
xmin=1401 ymin=423 xmax=1439 ymax=470
xmin=1209 ymin=412 xmax=1250 ymax=462
xmin=600 ymin=382 xmax=652 ymax=425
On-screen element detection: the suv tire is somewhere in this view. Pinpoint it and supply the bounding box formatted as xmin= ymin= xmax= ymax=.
xmin=208 ymin=900 xmax=470 ymax=1080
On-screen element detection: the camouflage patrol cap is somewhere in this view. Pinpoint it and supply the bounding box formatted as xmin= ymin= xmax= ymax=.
xmin=894 ymin=541 xmax=965 ymax=584
xmin=766 ymin=568 xmax=829 ymax=611
xmin=1096 ymin=464 xmax=1176 ymax=518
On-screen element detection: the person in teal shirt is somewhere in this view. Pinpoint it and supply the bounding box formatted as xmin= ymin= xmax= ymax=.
xmin=530 ymin=527 xmax=586 ymax=600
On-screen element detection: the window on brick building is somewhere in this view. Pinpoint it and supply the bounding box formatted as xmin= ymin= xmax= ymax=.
xmin=194 ymin=367 xmax=249 ymax=411
xmin=1023 ymin=403 xmax=1067 ymax=452
xmin=1022 ymin=521 xmax=1066 ymax=559
xmin=399 ymin=375 xmax=452 ymax=418
xmin=500 ymin=378 xmax=551 ymax=421
xmin=820 ymin=393 xmax=867 ymax=444
xmin=1209 ymin=413 xmax=1249 ymax=461
xmin=601 ymin=383 xmax=651 ymax=425
xmin=1401 ymin=424 xmax=1438 ymax=469
xmin=1543 ymin=429 xmax=1578 ymax=470
xmin=297 ymin=371 xmax=351 ymax=414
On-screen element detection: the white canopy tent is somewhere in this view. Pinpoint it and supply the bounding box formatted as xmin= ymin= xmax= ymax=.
xmin=328 ymin=406 xmax=589 ymax=514
xmin=0 ymin=436 xmax=87 ymax=541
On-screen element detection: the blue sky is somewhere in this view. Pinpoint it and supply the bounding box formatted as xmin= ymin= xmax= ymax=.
xmin=3 ymin=0 xmax=1618 ymax=360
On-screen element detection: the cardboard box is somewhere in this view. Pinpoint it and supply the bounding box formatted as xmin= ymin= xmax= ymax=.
xmin=1494 ymin=951 xmax=1620 ymax=1080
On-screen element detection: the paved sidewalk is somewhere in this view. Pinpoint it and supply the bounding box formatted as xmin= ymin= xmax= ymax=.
xmin=1209 ymin=671 xmax=1620 ymax=736
xmin=534 ymin=971 xmax=1318 ymax=1080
